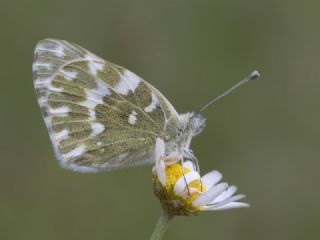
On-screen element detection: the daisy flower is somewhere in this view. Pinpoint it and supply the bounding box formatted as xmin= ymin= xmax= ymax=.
xmin=152 ymin=138 xmax=249 ymax=216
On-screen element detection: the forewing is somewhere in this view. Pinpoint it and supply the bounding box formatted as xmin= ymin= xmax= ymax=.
xmin=33 ymin=39 xmax=180 ymax=172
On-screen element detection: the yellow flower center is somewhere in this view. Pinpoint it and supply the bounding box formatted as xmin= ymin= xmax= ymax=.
xmin=164 ymin=163 xmax=190 ymax=192
xmin=154 ymin=162 xmax=206 ymax=215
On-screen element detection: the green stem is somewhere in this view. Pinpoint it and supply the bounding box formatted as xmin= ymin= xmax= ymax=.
xmin=150 ymin=209 xmax=174 ymax=240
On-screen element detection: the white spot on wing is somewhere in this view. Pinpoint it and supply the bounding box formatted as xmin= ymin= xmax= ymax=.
xmin=33 ymin=62 xmax=52 ymax=72
xmin=55 ymin=129 xmax=69 ymax=141
xmin=36 ymin=44 xmax=65 ymax=57
xmin=48 ymin=84 xmax=64 ymax=92
xmin=52 ymin=44 xmax=65 ymax=57
xmin=88 ymin=61 xmax=104 ymax=75
xmin=38 ymin=96 xmax=47 ymax=106
xmin=49 ymin=106 xmax=69 ymax=116
xmin=84 ymin=53 xmax=102 ymax=62
xmin=88 ymin=109 xmax=96 ymax=121
xmin=128 ymin=111 xmax=138 ymax=125
xmin=62 ymin=145 xmax=85 ymax=159
xmin=34 ymin=79 xmax=51 ymax=87
xmin=90 ymin=122 xmax=105 ymax=136
xmin=61 ymin=70 xmax=78 ymax=80
xmin=145 ymin=93 xmax=159 ymax=112
xmin=81 ymin=80 xmax=111 ymax=118
xmin=115 ymin=70 xmax=141 ymax=95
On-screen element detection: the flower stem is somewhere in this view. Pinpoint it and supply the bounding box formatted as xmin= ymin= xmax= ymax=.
xmin=150 ymin=209 xmax=173 ymax=240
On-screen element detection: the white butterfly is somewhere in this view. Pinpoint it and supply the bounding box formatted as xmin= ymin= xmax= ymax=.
xmin=33 ymin=39 xmax=258 ymax=172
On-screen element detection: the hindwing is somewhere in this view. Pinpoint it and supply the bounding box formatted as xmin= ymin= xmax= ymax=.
xmin=33 ymin=39 xmax=180 ymax=172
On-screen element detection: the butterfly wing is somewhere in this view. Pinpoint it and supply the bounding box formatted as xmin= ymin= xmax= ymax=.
xmin=33 ymin=39 xmax=180 ymax=172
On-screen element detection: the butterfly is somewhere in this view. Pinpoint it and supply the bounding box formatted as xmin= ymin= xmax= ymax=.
xmin=33 ymin=39 xmax=258 ymax=173
xmin=32 ymin=39 xmax=210 ymax=172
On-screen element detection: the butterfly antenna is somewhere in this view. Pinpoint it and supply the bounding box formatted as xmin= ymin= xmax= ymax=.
xmin=199 ymin=70 xmax=260 ymax=112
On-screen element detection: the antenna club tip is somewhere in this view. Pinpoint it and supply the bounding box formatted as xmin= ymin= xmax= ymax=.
xmin=249 ymin=70 xmax=260 ymax=80
xmin=199 ymin=70 xmax=260 ymax=112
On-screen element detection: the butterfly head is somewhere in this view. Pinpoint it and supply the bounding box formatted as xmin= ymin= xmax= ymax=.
xmin=189 ymin=112 xmax=207 ymax=137
xmin=163 ymin=112 xmax=204 ymax=164
xmin=178 ymin=112 xmax=206 ymax=144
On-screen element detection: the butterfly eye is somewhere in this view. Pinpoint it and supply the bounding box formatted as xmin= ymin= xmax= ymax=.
xmin=177 ymin=126 xmax=184 ymax=135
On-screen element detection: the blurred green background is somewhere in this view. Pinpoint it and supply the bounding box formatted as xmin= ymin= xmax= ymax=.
xmin=1 ymin=0 xmax=319 ymax=239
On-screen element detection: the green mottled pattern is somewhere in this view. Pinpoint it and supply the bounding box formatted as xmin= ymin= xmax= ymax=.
xmin=33 ymin=39 xmax=180 ymax=171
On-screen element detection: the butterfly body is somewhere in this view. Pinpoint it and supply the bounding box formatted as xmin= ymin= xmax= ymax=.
xmin=33 ymin=39 xmax=205 ymax=172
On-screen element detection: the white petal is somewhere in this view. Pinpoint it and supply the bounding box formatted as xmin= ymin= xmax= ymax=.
xmin=208 ymin=194 xmax=246 ymax=209
xmin=210 ymin=185 xmax=237 ymax=204
xmin=193 ymin=182 xmax=228 ymax=207
xmin=201 ymin=170 xmax=222 ymax=192
xmin=205 ymin=202 xmax=250 ymax=211
xmin=155 ymin=138 xmax=165 ymax=162
xmin=183 ymin=160 xmax=195 ymax=171
xmin=155 ymin=138 xmax=166 ymax=186
xmin=174 ymin=171 xmax=201 ymax=197
xmin=157 ymin=161 xmax=166 ymax=187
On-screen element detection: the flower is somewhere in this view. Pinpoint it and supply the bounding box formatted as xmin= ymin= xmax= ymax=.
xmin=153 ymin=138 xmax=249 ymax=216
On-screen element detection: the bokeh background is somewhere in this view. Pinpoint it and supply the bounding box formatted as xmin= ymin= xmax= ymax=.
xmin=1 ymin=0 xmax=319 ymax=239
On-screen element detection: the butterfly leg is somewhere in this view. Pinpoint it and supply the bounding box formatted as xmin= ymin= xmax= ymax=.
xmin=192 ymin=157 xmax=204 ymax=192
xmin=183 ymin=149 xmax=203 ymax=192
xmin=179 ymin=157 xmax=191 ymax=196
xmin=183 ymin=149 xmax=200 ymax=173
